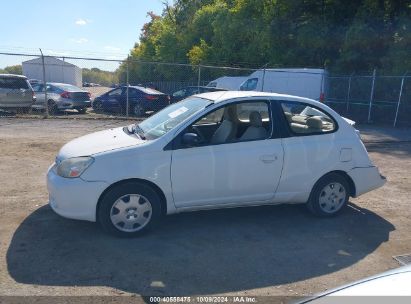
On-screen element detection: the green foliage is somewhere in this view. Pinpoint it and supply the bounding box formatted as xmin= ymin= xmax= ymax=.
xmin=1 ymin=65 xmax=23 ymax=75
xmin=118 ymin=0 xmax=411 ymax=81
xmin=82 ymin=68 xmax=119 ymax=86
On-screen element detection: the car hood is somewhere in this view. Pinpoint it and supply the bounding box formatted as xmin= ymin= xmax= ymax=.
xmin=57 ymin=127 xmax=144 ymax=160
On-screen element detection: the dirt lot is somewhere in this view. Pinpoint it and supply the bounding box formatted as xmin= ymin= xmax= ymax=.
xmin=0 ymin=118 xmax=410 ymax=299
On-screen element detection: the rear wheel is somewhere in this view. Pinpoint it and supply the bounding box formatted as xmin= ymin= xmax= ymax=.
xmin=132 ymin=104 xmax=145 ymax=117
xmin=307 ymin=173 xmax=349 ymax=217
xmin=98 ymin=182 xmax=162 ymax=237
xmin=47 ymin=100 xmax=58 ymax=115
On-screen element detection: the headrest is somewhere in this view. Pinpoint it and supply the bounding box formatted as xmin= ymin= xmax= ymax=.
xmin=223 ymin=105 xmax=237 ymax=122
xmin=306 ymin=116 xmax=323 ymax=129
xmin=284 ymin=112 xmax=292 ymax=122
xmin=249 ymin=111 xmax=263 ymax=127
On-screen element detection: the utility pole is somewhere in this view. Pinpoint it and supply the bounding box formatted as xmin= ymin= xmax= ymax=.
xmin=39 ymin=48 xmax=48 ymax=117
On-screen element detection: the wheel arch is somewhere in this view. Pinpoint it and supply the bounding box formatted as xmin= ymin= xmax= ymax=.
xmin=96 ymin=178 xmax=168 ymax=220
xmin=314 ymin=170 xmax=356 ymax=197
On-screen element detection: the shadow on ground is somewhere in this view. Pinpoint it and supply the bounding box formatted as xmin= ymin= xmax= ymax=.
xmin=7 ymin=203 xmax=394 ymax=295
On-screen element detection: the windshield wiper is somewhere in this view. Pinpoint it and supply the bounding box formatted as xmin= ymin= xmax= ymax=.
xmin=134 ymin=124 xmax=146 ymax=140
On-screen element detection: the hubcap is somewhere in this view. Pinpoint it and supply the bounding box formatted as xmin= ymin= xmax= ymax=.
xmin=318 ymin=182 xmax=346 ymax=213
xmin=110 ymin=194 xmax=152 ymax=232
xmin=134 ymin=105 xmax=143 ymax=116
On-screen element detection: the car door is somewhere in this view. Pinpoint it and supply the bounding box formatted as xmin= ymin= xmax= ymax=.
xmin=105 ymin=88 xmax=124 ymax=108
xmin=275 ymin=100 xmax=341 ymax=201
xmin=170 ymin=99 xmax=284 ymax=209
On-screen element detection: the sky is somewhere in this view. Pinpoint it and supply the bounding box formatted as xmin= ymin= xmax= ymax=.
xmin=0 ymin=0 xmax=164 ymax=71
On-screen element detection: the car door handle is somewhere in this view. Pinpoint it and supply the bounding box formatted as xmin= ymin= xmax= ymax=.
xmin=259 ymin=154 xmax=277 ymax=163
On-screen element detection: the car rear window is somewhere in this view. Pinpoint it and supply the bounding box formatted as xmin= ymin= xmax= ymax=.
xmin=137 ymin=87 xmax=163 ymax=95
xmin=0 ymin=78 xmax=29 ymax=89
xmin=55 ymin=84 xmax=82 ymax=91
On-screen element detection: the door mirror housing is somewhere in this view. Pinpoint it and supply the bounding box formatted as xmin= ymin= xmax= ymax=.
xmin=182 ymin=133 xmax=199 ymax=147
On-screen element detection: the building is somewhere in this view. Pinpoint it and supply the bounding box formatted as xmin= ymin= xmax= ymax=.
xmin=22 ymin=57 xmax=82 ymax=87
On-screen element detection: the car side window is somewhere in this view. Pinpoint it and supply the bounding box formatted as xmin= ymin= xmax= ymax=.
xmin=240 ymin=78 xmax=258 ymax=91
xmin=108 ymin=88 xmax=122 ymax=96
xmin=172 ymin=89 xmax=186 ymax=97
xmin=32 ymin=84 xmax=42 ymax=92
xmin=181 ymin=100 xmax=271 ymax=148
xmin=127 ymin=88 xmax=140 ymax=98
xmin=280 ymin=101 xmax=336 ymax=135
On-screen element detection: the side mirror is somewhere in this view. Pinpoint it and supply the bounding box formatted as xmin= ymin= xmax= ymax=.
xmin=182 ymin=133 xmax=199 ymax=147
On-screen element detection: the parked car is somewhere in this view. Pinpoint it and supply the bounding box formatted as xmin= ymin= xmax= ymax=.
xmin=299 ymin=265 xmax=411 ymax=302
xmin=0 ymin=74 xmax=35 ymax=113
xmin=47 ymin=91 xmax=386 ymax=237
xmin=29 ymin=79 xmax=41 ymax=86
xmin=31 ymin=82 xmax=91 ymax=114
xmin=170 ymin=86 xmax=227 ymax=103
xmin=92 ymin=85 xmax=170 ymax=116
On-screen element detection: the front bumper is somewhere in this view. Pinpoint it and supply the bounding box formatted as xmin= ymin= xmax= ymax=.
xmin=348 ymin=166 xmax=386 ymax=197
xmin=47 ymin=165 xmax=108 ymax=222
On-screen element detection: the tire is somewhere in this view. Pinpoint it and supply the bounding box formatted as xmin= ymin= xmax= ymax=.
xmin=19 ymin=107 xmax=31 ymax=114
xmin=307 ymin=173 xmax=349 ymax=217
xmin=98 ymin=182 xmax=163 ymax=237
xmin=93 ymin=100 xmax=103 ymax=112
xmin=47 ymin=100 xmax=58 ymax=115
xmin=77 ymin=108 xmax=87 ymax=114
xmin=132 ymin=104 xmax=145 ymax=117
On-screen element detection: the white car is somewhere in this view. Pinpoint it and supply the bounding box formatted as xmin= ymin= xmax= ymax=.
xmin=47 ymin=91 xmax=386 ymax=237
xmin=300 ymin=265 xmax=411 ymax=302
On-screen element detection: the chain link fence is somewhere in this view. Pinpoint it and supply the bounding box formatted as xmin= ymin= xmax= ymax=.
xmin=327 ymin=71 xmax=411 ymax=127
xmin=0 ymin=51 xmax=410 ymax=127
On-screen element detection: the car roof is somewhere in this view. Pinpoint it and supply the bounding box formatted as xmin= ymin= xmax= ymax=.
xmin=126 ymin=85 xmax=164 ymax=94
xmin=0 ymin=74 xmax=27 ymax=79
xmin=193 ymin=90 xmax=321 ymax=105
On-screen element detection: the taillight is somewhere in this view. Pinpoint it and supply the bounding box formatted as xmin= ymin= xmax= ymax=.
xmin=32 ymin=91 xmax=36 ymax=101
xmin=145 ymin=95 xmax=157 ymax=101
xmin=319 ymin=93 xmax=325 ymax=102
xmin=87 ymin=92 xmax=91 ymax=99
xmin=60 ymin=91 xmax=70 ymax=99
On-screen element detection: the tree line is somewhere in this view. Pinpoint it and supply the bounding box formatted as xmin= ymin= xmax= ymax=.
xmin=117 ymin=0 xmax=411 ymax=82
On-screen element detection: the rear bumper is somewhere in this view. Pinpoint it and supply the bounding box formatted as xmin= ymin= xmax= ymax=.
xmin=57 ymin=100 xmax=91 ymax=109
xmin=348 ymin=166 xmax=386 ymax=197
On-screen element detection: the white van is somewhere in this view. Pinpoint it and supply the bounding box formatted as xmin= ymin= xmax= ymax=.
xmin=207 ymin=76 xmax=249 ymax=90
xmin=239 ymin=68 xmax=328 ymax=101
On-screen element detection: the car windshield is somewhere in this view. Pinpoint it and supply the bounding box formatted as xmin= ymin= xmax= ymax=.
xmin=137 ymin=97 xmax=211 ymax=140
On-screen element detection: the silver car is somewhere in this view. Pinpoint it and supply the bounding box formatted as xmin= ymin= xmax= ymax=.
xmin=32 ymin=83 xmax=91 ymax=114
xmin=0 ymin=74 xmax=35 ymax=113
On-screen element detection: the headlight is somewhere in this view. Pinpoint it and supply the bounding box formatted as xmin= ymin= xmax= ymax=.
xmin=56 ymin=157 xmax=94 ymax=178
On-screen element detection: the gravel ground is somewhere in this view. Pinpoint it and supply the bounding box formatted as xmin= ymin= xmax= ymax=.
xmin=0 ymin=118 xmax=410 ymax=300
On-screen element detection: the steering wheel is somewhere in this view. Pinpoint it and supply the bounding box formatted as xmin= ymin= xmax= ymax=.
xmin=192 ymin=125 xmax=207 ymax=143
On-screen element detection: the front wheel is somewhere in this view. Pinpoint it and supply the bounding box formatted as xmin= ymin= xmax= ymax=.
xmin=98 ymin=182 xmax=162 ymax=237
xmin=93 ymin=100 xmax=103 ymax=112
xmin=307 ymin=173 xmax=349 ymax=217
